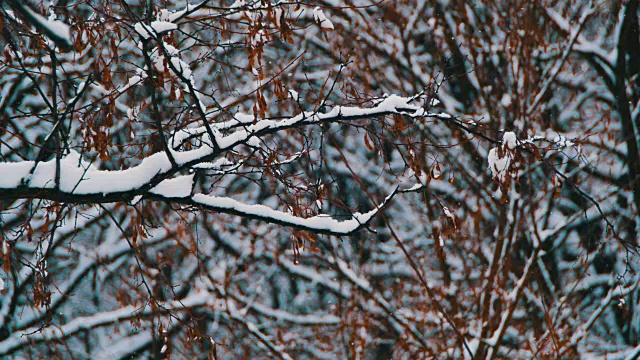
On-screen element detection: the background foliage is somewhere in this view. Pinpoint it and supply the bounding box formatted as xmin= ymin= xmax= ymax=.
xmin=0 ymin=0 xmax=639 ymax=359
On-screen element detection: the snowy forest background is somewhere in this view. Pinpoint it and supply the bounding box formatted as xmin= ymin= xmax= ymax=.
xmin=0 ymin=0 xmax=639 ymax=359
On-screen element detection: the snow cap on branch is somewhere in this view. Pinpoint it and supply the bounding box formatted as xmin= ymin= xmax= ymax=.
xmin=313 ymin=7 xmax=335 ymax=30
xmin=488 ymin=132 xmax=519 ymax=183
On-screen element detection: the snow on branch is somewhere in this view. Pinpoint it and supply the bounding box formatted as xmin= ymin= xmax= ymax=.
xmin=0 ymin=93 xmax=445 ymax=235
xmin=6 ymin=1 xmax=72 ymax=50
xmin=487 ymin=131 xmax=518 ymax=183
xmin=188 ymin=187 xmax=398 ymax=236
xmin=133 ymin=21 xmax=178 ymax=40
xmin=313 ymin=7 xmax=334 ymax=30
xmin=223 ymin=287 xmax=341 ymax=325
xmin=170 ymin=93 xmax=449 ymax=149
xmin=0 ymin=292 xmax=214 ymax=356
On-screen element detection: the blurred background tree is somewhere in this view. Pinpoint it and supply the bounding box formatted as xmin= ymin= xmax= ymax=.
xmin=0 ymin=1 xmax=638 ymax=359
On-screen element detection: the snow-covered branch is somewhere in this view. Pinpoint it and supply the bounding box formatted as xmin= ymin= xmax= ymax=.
xmin=0 ymin=292 xmax=214 ymax=356
xmin=0 ymin=94 xmax=441 ymax=235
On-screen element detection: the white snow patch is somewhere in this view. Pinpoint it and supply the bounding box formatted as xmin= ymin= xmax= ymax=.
xmin=487 ymin=132 xmax=519 ymax=182
xmin=230 ymin=0 xmax=247 ymax=8
xmin=443 ymin=207 xmax=455 ymax=221
xmin=488 ymin=149 xmax=512 ymax=183
xmin=500 ymin=94 xmax=512 ymax=107
xmin=149 ymin=174 xmax=195 ymax=198
xmin=503 ymin=131 xmax=518 ymax=149
xmin=23 ymin=6 xmax=71 ymax=47
xmin=553 ymin=135 xmax=574 ymax=148
xmin=313 ymin=7 xmax=334 ymax=29
xmin=134 ymin=21 xmax=178 ymax=39
xmin=192 ymin=194 xmax=379 ymax=234
xmin=288 ymin=89 xmax=299 ymax=102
